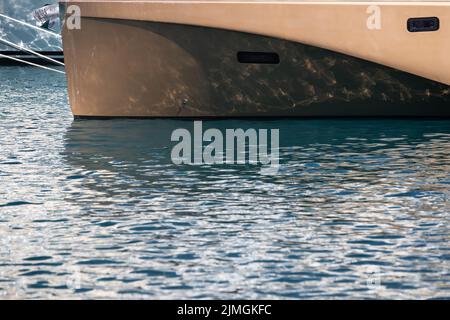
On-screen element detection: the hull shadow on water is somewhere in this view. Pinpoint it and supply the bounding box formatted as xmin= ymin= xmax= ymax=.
xmin=63 ymin=118 xmax=450 ymax=176
xmin=60 ymin=119 xmax=450 ymax=299
xmin=62 ymin=118 xmax=450 ymax=214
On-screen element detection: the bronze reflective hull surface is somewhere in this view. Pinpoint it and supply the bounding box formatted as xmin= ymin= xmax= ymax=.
xmin=61 ymin=1 xmax=450 ymax=117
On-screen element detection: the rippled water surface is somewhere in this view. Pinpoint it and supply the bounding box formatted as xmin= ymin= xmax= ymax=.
xmin=0 ymin=67 xmax=449 ymax=299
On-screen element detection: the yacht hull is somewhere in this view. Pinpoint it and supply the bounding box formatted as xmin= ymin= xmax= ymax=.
xmin=61 ymin=1 xmax=450 ymax=117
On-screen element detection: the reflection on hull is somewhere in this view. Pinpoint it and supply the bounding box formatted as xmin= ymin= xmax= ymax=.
xmin=62 ymin=2 xmax=450 ymax=117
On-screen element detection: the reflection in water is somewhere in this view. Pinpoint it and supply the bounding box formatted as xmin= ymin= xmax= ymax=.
xmin=59 ymin=119 xmax=450 ymax=299
xmin=0 ymin=67 xmax=449 ymax=299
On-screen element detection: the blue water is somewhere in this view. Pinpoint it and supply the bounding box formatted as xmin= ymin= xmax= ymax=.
xmin=0 ymin=66 xmax=449 ymax=299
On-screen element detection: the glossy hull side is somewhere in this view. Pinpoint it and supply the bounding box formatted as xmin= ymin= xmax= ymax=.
xmin=63 ymin=18 xmax=450 ymax=117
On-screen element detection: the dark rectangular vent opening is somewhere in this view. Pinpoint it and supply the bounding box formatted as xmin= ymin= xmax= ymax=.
xmin=237 ymin=52 xmax=280 ymax=64
xmin=407 ymin=17 xmax=439 ymax=32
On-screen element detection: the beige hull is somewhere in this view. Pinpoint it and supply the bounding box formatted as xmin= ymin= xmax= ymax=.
xmin=61 ymin=1 xmax=450 ymax=117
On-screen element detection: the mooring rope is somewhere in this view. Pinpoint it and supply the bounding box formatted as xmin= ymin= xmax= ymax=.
xmin=0 ymin=13 xmax=61 ymax=38
xmin=0 ymin=53 xmax=65 ymax=74
xmin=0 ymin=38 xmax=64 ymax=66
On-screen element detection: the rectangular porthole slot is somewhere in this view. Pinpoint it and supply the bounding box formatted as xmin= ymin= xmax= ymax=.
xmin=237 ymin=52 xmax=280 ymax=64
xmin=407 ymin=17 xmax=439 ymax=32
